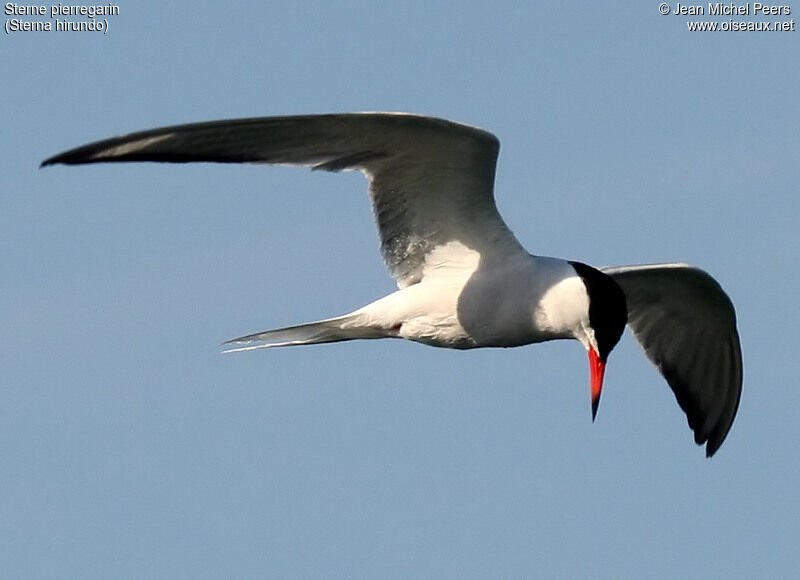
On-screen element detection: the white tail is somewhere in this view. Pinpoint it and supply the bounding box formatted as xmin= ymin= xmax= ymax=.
xmin=222 ymin=313 xmax=393 ymax=353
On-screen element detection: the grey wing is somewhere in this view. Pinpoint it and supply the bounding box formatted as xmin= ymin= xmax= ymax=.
xmin=42 ymin=113 xmax=523 ymax=287
xmin=601 ymin=263 xmax=742 ymax=457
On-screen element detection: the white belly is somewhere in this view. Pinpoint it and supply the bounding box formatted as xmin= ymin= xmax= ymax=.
xmin=350 ymin=251 xmax=579 ymax=350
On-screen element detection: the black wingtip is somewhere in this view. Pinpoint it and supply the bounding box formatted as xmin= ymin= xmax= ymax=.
xmin=591 ymin=397 xmax=599 ymax=422
xmin=41 ymin=134 xmax=132 ymax=167
xmin=41 ymin=151 xmax=76 ymax=167
xmin=41 ymin=147 xmax=98 ymax=167
xmin=705 ymin=437 xmax=722 ymax=458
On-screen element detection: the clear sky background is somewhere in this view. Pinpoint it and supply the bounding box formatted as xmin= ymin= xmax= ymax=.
xmin=3 ymin=1 xmax=799 ymax=578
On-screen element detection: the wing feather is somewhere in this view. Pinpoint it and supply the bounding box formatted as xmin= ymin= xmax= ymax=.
xmin=42 ymin=113 xmax=523 ymax=287
xmin=602 ymin=263 xmax=742 ymax=456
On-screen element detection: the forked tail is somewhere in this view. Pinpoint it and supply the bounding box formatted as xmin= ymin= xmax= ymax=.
xmin=222 ymin=313 xmax=392 ymax=353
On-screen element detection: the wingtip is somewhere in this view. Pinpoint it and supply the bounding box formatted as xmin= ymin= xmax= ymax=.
xmin=41 ymin=151 xmax=75 ymax=167
xmin=704 ymin=435 xmax=724 ymax=458
xmin=705 ymin=440 xmax=720 ymax=457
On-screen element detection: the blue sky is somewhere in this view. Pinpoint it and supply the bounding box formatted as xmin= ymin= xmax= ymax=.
xmin=3 ymin=1 xmax=799 ymax=578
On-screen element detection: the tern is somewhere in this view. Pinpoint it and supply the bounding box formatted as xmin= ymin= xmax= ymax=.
xmin=42 ymin=113 xmax=742 ymax=456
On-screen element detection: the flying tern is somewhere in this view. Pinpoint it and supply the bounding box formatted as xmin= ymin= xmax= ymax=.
xmin=42 ymin=113 xmax=742 ymax=456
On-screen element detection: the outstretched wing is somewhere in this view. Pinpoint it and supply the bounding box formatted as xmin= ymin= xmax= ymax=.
xmin=42 ymin=113 xmax=524 ymax=287
xmin=602 ymin=263 xmax=742 ymax=457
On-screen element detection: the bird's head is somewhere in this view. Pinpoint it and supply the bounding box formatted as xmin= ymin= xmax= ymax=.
xmin=569 ymin=262 xmax=628 ymax=420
